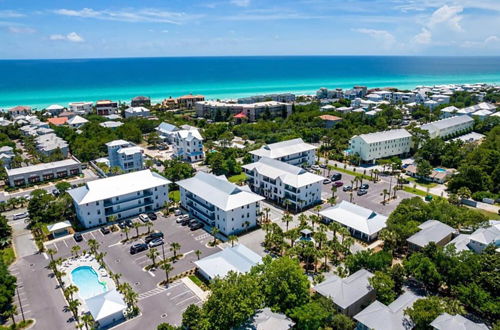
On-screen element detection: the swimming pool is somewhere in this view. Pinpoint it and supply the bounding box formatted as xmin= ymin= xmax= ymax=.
xmin=71 ymin=266 xmax=107 ymax=299
xmin=434 ymin=168 xmax=447 ymax=172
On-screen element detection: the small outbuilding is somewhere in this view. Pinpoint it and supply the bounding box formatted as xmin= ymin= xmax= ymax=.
xmin=85 ymin=289 xmax=126 ymax=329
xmin=47 ymin=221 xmax=72 ymax=238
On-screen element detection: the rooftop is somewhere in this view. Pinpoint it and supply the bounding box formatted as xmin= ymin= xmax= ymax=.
xmin=85 ymin=289 xmax=126 ymax=322
xmin=68 ymin=169 xmax=170 ymax=205
xmin=67 ymin=115 xmax=89 ymax=125
xmin=242 ymin=157 xmax=324 ymax=188
xmin=238 ymin=308 xmax=295 ymax=330
xmin=47 ymin=117 xmax=68 ymax=126
xmin=100 ymin=121 xmax=123 ymax=128
xmin=469 ymin=222 xmax=500 ymax=246
xmin=318 ymin=114 xmax=342 ymax=121
xmin=175 ymin=129 xmax=203 ymax=141
xmin=250 ymin=138 xmax=316 ymax=159
xmin=319 ymin=201 xmax=388 ymax=236
xmin=354 ymin=129 xmax=411 ymax=144
xmin=407 ymin=220 xmax=456 ymax=248
xmin=314 ymin=269 xmax=373 ymax=309
xmin=105 ymin=139 xmax=131 ymax=147
xmin=194 ymin=244 xmax=261 ymax=279
xmin=6 ymin=159 xmax=80 ymax=177
xmin=430 ymin=313 xmax=488 ymax=330
xmin=421 ymin=115 xmax=474 ymax=133
xmin=177 ymin=172 xmax=264 ymax=211
xmin=157 ymin=122 xmax=178 ymax=134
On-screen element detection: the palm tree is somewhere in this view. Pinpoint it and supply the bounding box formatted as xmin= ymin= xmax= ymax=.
xmin=309 ymin=215 xmax=319 ymax=231
xmin=68 ymin=299 xmax=81 ymax=322
xmin=210 ymin=227 xmax=219 ymax=245
xmin=313 ymin=231 xmax=327 ymax=250
xmin=147 ymin=248 xmax=159 ymax=267
xmin=65 ymin=284 xmax=79 ymax=301
xmin=81 ymin=313 xmax=94 ymax=330
xmin=194 ymin=249 xmax=202 ymax=260
xmin=287 ymin=228 xmax=300 ymax=247
xmin=110 ymin=272 xmax=122 ymax=286
xmin=146 ymin=221 xmax=154 ymax=234
xmin=283 ymin=199 xmax=292 ymax=212
xmin=228 ymin=235 xmax=238 ymax=247
xmin=298 ymin=214 xmax=308 ymax=228
xmin=329 ymin=222 xmax=342 ymax=239
xmin=160 ymin=262 xmax=174 ymax=286
xmin=330 ymin=185 xmax=337 ymax=200
xmin=5 ymin=304 xmax=17 ymax=326
xmin=132 ymin=222 xmax=142 ymax=238
xmin=263 ymin=207 xmax=271 ymax=223
xmin=46 ymin=248 xmax=57 ymax=262
xmin=349 ymin=191 xmax=354 ymax=203
xmin=123 ymin=226 xmax=130 ymax=241
xmin=281 ymin=213 xmax=293 ymax=231
xmin=170 ymin=242 xmax=181 ymax=259
xmin=381 ymin=189 xmax=389 ymax=204
xmin=123 ymin=287 xmax=138 ymax=310
xmin=71 ymin=245 xmax=81 ymax=258
xmin=87 ymin=239 xmax=100 ymax=255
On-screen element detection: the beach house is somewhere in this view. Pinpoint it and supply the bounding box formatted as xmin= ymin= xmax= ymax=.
xmin=249 ymin=138 xmax=317 ymax=167
xmin=349 ymin=129 xmax=412 ymax=164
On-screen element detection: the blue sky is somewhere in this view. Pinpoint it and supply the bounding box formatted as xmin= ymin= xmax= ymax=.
xmin=0 ymin=0 xmax=499 ymax=59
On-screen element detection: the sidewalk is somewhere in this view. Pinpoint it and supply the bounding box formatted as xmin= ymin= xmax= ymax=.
xmin=181 ymin=277 xmax=210 ymax=301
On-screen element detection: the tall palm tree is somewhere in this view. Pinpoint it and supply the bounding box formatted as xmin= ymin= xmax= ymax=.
xmin=298 ymin=214 xmax=308 ymax=228
xmin=65 ymin=284 xmax=79 ymax=301
xmin=123 ymin=288 xmax=138 ymax=310
xmin=123 ymin=226 xmax=130 ymax=241
xmin=210 ymin=227 xmax=219 ymax=245
xmin=87 ymin=239 xmax=100 ymax=255
xmin=314 ymin=205 xmax=322 ymax=217
xmin=194 ymin=249 xmax=202 ymax=260
xmin=281 ymin=213 xmax=293 ymax=231
xmin=132 ymin=222 xmax=142 ymax=238
xmin=170 ymin=242 xmax=181 ymax=259
xmin=313 ymin=231 xmax=327 ymax=250
xmin=160 ymin=262 xmax=174 ymax=286
xmin=228 ymin=235 xmax=238 ymax=247
xmin=146 ymin=221 xmax=154 ymax=234
xmin=68 ymin=299 xmax=81 ymax=322
xmin=147 ymin=248 xmax=159 ymax=267
xmin=263 ymin=207 xmax=271 ymax=223
xmin=81 ymin=313 xmax=94 ymax=330
xmin=46 ymin=248 xmax=57 ymax=262
xmin=329 ymin=222 xmax=342 ymax=239
xmin=283 ymin=199 xmax=292 ymax=212
xmin=71 ymin=245 xmax=81 ymax=257
xmin=110 ymin=272 xmax=122 ymax=286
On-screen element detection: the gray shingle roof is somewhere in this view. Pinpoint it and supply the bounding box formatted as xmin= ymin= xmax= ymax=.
xmin=407 ymin=220 xmax=456 ymax=248
xmin=430 ymin=313 xmax=488 ymax=330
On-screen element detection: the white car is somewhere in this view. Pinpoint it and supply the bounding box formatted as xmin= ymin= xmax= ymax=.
xmin=139 ymin=214 xmax=150 ymax=223
xmin=174 ymin=209 xmax=182 ymax=216
xmin=148 ymin=238 xmax=164 ymax=248
xmin=176 ymin=214 xmax=189 ymax=223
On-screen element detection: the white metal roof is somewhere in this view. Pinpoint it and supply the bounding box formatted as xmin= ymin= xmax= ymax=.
xmin=314 ymin=269 xmax=373 ymax=309
xmin=319 ymin=201 xmax=387 ymax=236
xmin=354 ymin=291 xmax=420 ymax=330
xmin=242 ymin=157 xmax=324 ymax=188
xmin=85 ymin=289 xmax=126 ymax=322
xmin=6 ymin=159 xmax=80 ymax=176
xmin=194 ymin=244 xmax=261 ymax=279
xmin=430 ymin=313 xmax=488 ymax=330
xmin=177 ymin=172 xmax=264 ymax=211
xmin=125 ymin=106 xmax=150 ymax=113
xmin=175 ymin=129 xmax=203 ymax=141
xmin=100 ymin=121 xmax=123 ymax=128
xmin=407 ymin=220 xmax=456 ymax=248
xmin=46 ymin=104 xmax=64 ymax=110
xmin=68 ymin=169 xmax=170 ymax=205
xmin=353 ymin=129 xmax=411 ymax=144
xmin=446 ymin=234 xmax=471 ymax=252
xmin=67 ymin=115 xmax=89 ymax=125
xmin=105 ymin=139 xmax=131 ymax=147
xmin=469 ymin=223 xmax=500 ymax=246
xmin=117 ymin=146 xmax=143 ymax=155
xmin=47 ymin=220 xmax=72 ymax=232
xmin=421 ymin=115 xmax=473 ymax=132
xmin=249 ymin=138 xmax=316 ymax=159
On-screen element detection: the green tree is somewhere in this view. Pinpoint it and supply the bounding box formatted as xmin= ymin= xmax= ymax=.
xmin=405 ymin=296 xmax=464 ymax=330
xmin=331 ymin=313 xmax=356 ymax=330
xmin=290 ymin=301 xmax=331 ymax=330
xmin=416 ymin=159 xmax=432 ymax=180
xmin=369 ymin=271 xmax=397 ymax=305
xmin=181 ymin=304 xmax=204 ymax=330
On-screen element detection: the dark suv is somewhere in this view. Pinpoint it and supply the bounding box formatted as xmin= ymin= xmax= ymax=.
xmin=145 ymin=232 xmax=164 ymax=244
xmin=73 ymin=232 xmax=83 ymax=242
xmin=331 ymin=173 xmax=342 ymax=181
xmin=147 ymin=212 xmax=158 ymax=221
xmin=130 ymin=243 xmax=148 ymax=254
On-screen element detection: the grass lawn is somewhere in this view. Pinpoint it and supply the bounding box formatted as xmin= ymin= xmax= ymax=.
xmin=473 ymin=208 xmax=500 ymax=220
xmin=403 ymin=186 xmax=440 ymax=199
xmin=189 ymin=274 xmax=209 ymax=291
xmin=169 ymin=190 xmax=180 ymax=203
xmin=330 ymin=166 xmax=372 ymax=181
xmin=406 ymin=177 xmax=438 ymax=188
xmin=228 ymin=173 xmax=247 ymax=184
xmin=0 ymin=247 xmax=15 ymax=265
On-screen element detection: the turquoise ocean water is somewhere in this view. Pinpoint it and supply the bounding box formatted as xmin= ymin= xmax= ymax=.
xmin=0 ymin=56 xmax=499 ymax=109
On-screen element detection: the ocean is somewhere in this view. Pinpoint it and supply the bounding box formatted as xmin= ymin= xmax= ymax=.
xmin=1 ymin=56 xmax=500 ymax=109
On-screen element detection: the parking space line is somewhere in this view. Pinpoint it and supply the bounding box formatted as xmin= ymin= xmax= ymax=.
xmin=175 ymin=295 xmax=198 ymax=306
xmin=171 ymin=291 xmax=190 ymax=300
xmin=63 ymin=240 xmax=68 ymax=248
xmin=97 ymin=230 xmax=104 ymax=237
xmin=90 ymin=232 xmax=96 ymax=239
xmin=148 ymin=271 xmax=155 ymax=277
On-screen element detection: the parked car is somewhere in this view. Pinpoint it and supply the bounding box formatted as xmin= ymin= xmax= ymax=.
xmin=357 ymin=189 xmax=368 ymax=196
xmin=331 ymin=173 xmax=342 ymax=181
xmin=148 ymin=238 xmax=164 ymax=248
xmin=323 ymin=178 xmax=332 ymax=185
xmin=124 ymin=219 xmax=133 ymax=227
xmin=147 ymin=212 xmax=158 ymax=221
xmin=73 ymin=232 xmax=83 ymax=242
xmin=118 ymin=221 xmax=127 ymax=229
xmin=130 ymin=243 xmax=148 ymax=254
xmin=100 ymin=226 xmax=111 ymax=234
xmin=360 ymin=183 xmax=369 ymax=190
xmin=319 ymin=164 xmax=327 ymax=169
xmin=52 ymin=188 xmax=60 ymax=196
xmin=334 ymin=181 xmax=344 ymax=187
xmin=311 ymin=165 xmax=321 ymax=171
xmin=145 ymin=232 xmax=164 ymax=244
xmin=189 ymin=222 xmax=204 ymax=230
xmin=343 ymin=185 xmax=352 ymax=192
xmin=12 ymin=212 xmax=29 ymax=220
xmin=176 ymin=214 xmax=189 ymax=223
xmin=139 ymin=214 xmax=150 ymax=223
xmin=181 ymin=218 xmax=191 ymax=226
xmin=174 ymin=209 xmax=182 ymax=216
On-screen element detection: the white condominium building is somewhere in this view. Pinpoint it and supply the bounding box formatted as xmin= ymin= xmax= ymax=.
xmin=250 ymin=138 xmax=317 ymax=166
xmin=173 ymin=128 xmax=204 ymax=162
xmin=106 ymin=140 xmax=144 ymax=172
xmin=69 ymin=102 xmax=93 ymax=115
xmin=243 ymin=157 xmax=324 ymax=211
xmin=177 ymin=172 xmax=264 ymax=236
xmin=420 ymin=115 xmax=474 ymax=139
xmin=349 ymin=129 xmax=412 ymax=163
xmin=195 ymin=100 xmax=292 ymax=122
xmin=68 ymin=170 xmax=170 ymax=228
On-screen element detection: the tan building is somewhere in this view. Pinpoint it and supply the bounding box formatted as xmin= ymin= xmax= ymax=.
xmin=177 ymin=94 xmax=205 ymax=109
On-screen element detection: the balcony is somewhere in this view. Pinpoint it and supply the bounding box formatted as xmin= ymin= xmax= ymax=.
xmin=104 ymin=191 xmax=153 ymax=207
xmin=186 ymin=201 xmax=215 ymax=220
xmin=285 ymin=185 xmax=298 ymax=194
xmin=284 ymin=192 xmax=297 ymax=202
xmin=186 ymin=193 xmax=215 ymax=211
xmin=105 ymin=199 xmax=154 ymax=216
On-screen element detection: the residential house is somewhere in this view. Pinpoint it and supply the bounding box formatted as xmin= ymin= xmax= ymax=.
xmin=349 ymin=129 xmax=412 ymax=164
xmin=67 ymin=115 xmax=89 ymax=129
xmin=0 ymin=146 xmax=15 ymax=169
xmin=85 ymin=290 xmax=126 ymax=329
xmin=156 ymin=122 xmax=179 ymax=143
xmin=177 ymin=94 xmax=205 ymax=109
xmin=8 ymin=106 xmax=31 ymax=117
xmin=407 ymin=220 xmax=457 ymax=251
xmin=239 ymin=308 xmax=295 ymax=330
xmin=176 ymin=172 xmax=264 ymax=236
xmin=47 ymin=117 xmax=68 ymax=126
xmin=243 ymin=157 xmax=323 ymax=211
xmin=100 ymin=121 xmax=123 ymax=129
xmin=405 ymin=165 xmax=453 ymax=184
xmin=95 ymin=100 xmax=118 ymax=116
xmin=194 ymin=244 xmax=261 ymax=280
xmin=319 ymin=201 xmax=388 ymax=242
xmin=440 ymin=106 xmax=459 ymax=118
xmin=69 ymin=102 xmax=93 ymax=115
xmin=451 ymin=132 xmax=485 ymax=144
xmin=130 ymin=96 xmax=151 ymax=107
xmin=124 ymin=106 xmax=150 ymax=119
xmin=249 ymin=138 xmax=317 ymax=167
xmin=314 ymin=269 xmax=375 ymax=317
xmin=68 ymin=169 xmax=170 ymax=228
xmin=172 ymin=128 xmax=204 ymax=162
xmin=106 ymin=140 xmax=143 ymax=172
xmin=195 ymin=100 xmax=292 ymax=122
xmin=35 ymin=133 xmax=69 ymax=157
xmin=318 ymin=115 xmax=343 ymax=128
xmin=421 ymin=116 xmax=474 ymax=139
xmin=6 ymin=159 xmax=82 ymax=187
xmin=45 ymin=104 xmax=65 ymax=116
xmin=430 ymin=313 xmax=488 ymax=330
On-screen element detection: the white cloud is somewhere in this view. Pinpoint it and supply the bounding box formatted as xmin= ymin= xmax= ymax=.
xmin=0 ymin=10 xmax=25 ymax=18
xmin=484 ymin=35 xmax=500 ymax=44
xmin=230 ymin=0 xmax=251 ymax=7
xmin=413 ymin=28 xmax=431 ymax=44
xmin=8 ymin=26 xmax=35 ymax=34
xmin=355 ymin=28 xmax=396 ymax=48
xmin=428 ymin=5 xmax=463 ymax=32
xmin=49 ymin=32 xmax=84 ymax=42
xmin=53 ymin=8 xmax=200 ymax=25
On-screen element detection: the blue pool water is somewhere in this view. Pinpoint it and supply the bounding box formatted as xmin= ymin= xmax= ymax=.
xmin=434 ymin=168 xmax=447 ymax=172
xmin=71 ymin=266 xmax=107 ymax=299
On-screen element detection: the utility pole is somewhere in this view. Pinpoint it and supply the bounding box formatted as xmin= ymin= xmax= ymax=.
xmin=16 ymin=288 xmax=25 ymax=322
xmin=161 ymin=243 xmax=166 ymax=261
